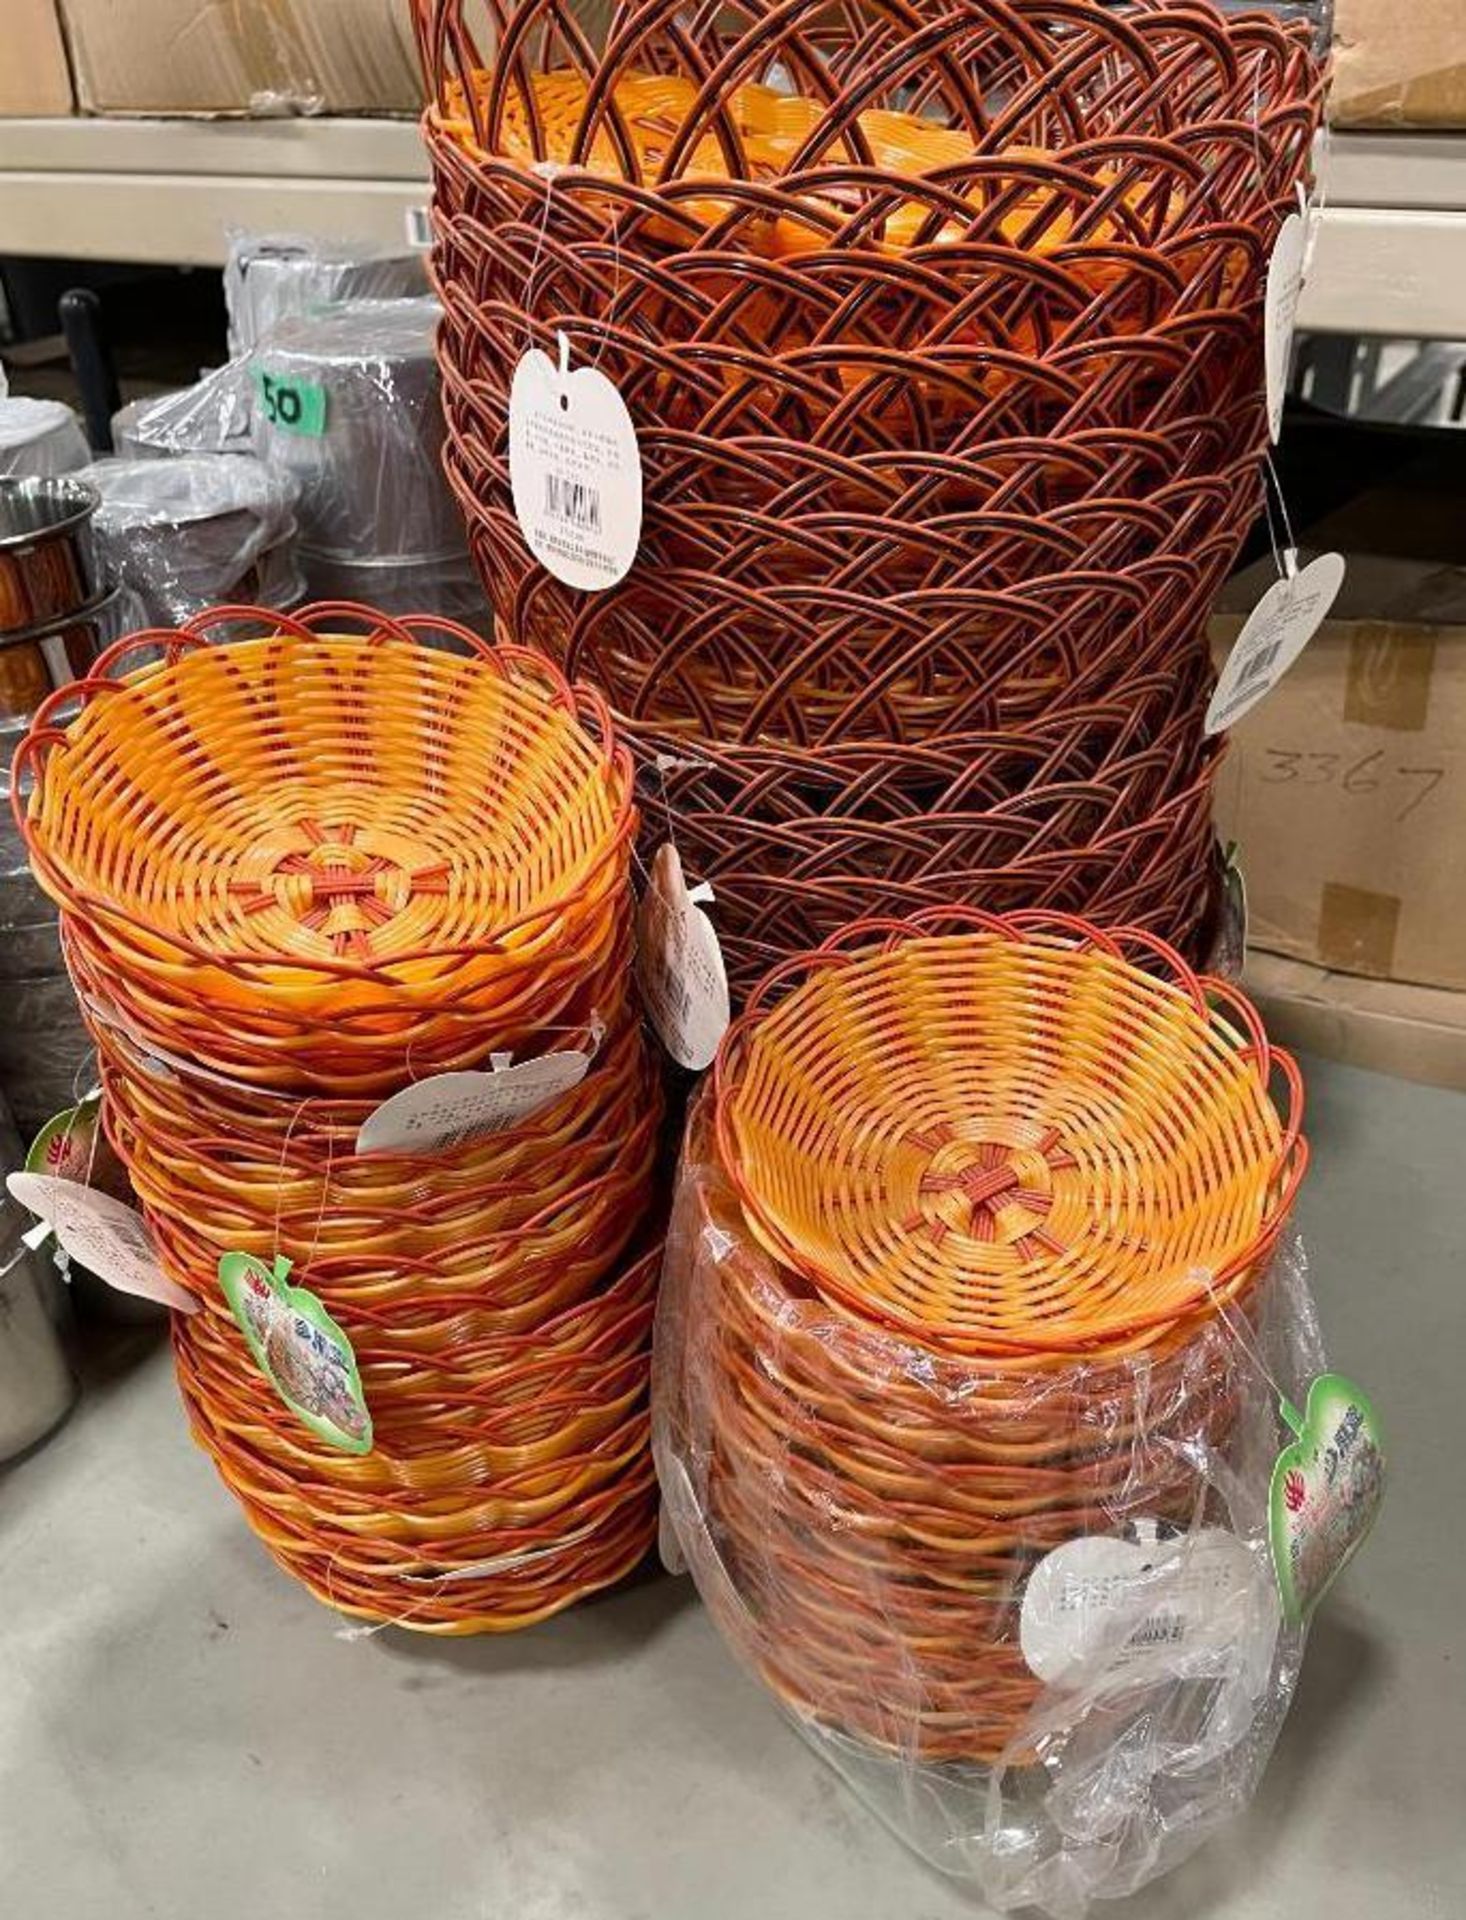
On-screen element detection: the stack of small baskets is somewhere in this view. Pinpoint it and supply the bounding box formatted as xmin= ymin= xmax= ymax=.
xmin=415 ymin=0 xmax=1327 ymax=999
xmin=654 ymin=908 xmax=1307 ymax=1763
xmin=15 ymin=603 xmax=662 ymax=1631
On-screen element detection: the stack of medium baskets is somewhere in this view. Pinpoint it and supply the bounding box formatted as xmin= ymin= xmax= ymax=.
xmin=415 ymin=0 xmax=1328 ymax=999
xmin=654 ymin=907 xmax=1308 ymax=1770
xmin=15 ymin=602 xmax=662 ymax=1631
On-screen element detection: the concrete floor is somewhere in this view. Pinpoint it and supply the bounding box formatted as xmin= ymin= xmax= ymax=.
xmin=1 ymin=1053 xmax=1461 ymax=1920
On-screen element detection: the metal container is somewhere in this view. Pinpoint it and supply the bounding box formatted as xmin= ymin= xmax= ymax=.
xmin=0 ymin=1209 xmax=76 ymax=1462
xmin=251 ymin=298 xmax=466 ymax=565
xmin=0 ymin=585 xmax=130 ymax=725
xmin=0 ymin=398 xmax=90 ymax=483
xmin=83 ymin=454 xmax=304 ymax=627
xmin=0 ymin=476 xmax=102 ymax=635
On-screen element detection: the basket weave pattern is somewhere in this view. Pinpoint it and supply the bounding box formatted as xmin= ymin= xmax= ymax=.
xmin=17 ymin=603 xmax=663 ymax=1631
xmin=417 ymin=0 xmax=1325 ymax=998
xmin=418 ymin=0 xmax=1323 ymax=744
xmin=657 ymin=909 xmax=1306 ymax=1758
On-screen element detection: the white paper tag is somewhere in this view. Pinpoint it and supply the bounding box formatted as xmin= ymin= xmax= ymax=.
xmin=635 ymin=843 xmax=730 ymax=1072
xmin=1020 ymin=1526 xmax=1276 ymax=1693
xmin=6 ymin=1173 xmax=199 ymax=1314
xmin=1265 ymin=211 xmax=1307 ymax=443
xmin=355 ymin=1051 xmax=593 ymax=1157
xmin=405 ymin=204 xmax=432 ymax=251
xmin=1205 ymin=550 xmax=1346 ymax=735
xmin=509 ymin=332 xmax=642 ymax=591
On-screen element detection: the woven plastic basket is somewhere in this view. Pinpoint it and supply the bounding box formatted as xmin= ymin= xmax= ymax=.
xmin=15 ymin=603 xmax=637 ymax=1089
xmin=176 ymin=1238 xmax=664 ymax=1632
xmin=417 ymin=0 xmax=1324 ymax=740
xmin=11 ymin=598 xmax=667 ymax=1632
xmin=635 ymin=673 xmax=1221 ymax=1000
xmin=714 ymin=910 xmax=1304 ymax=1351
xmin=654 ymin=907 xmax=1305 ymax=1760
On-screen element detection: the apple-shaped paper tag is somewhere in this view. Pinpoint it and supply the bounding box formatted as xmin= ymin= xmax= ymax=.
xmin=1265 ymin=210 xmax=1307 ymax=443
xmin=6 ymin=1172 xmax=199 ymax=1314
xmin=509 ymin=331 xmax=642 ymax=591
xmin=219 ymin=1252 xmax=372 ymax=1455
xmin=1205 ymin=550 xmax=1346 ymax=735
xmin=635 ymin=842 xmax=731 ymax=1072
xmin=1269 ymin=1373 xmax=1384 ymax=1626
xmin=1020 ymin=1524 xmax=1277 ymax=1694
xmin=355 ymin=1048 xmax=593 ymax=1157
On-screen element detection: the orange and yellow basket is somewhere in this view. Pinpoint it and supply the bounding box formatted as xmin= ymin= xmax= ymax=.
xmin=655 ymin=907 xmax=1306 ymax=1758
xmin=15 ymin=602 xmax=664 ymax=1631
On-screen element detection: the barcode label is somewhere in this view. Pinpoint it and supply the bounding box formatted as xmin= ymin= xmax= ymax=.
xmin=544 ymin=472 xmax=602 ymax=533
xmin=1126 ymin=1610 xmax=1186 ymax=1650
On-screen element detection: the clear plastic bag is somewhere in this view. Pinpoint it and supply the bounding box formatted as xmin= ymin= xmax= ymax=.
xmin=249 ymin=297 xmax=468 ymax=569
xmin=111 ymin=370 xmax=254 ymax=462
xmin=654 ymin=1104 xmax=1325 ymax=1919
xmin=81 ymin=454 xmax=304 ymax=626
xmin=224 ymin=231 xmax=428 ymax=357
xmin=0 ymin=399 xmax=91 ymax=481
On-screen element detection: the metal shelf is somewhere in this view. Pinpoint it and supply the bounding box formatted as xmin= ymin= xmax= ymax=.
xmin=0 ymin=116 xmax=428 ymax=266
xmin=0 ymin=118 xmax=1464 ymax=337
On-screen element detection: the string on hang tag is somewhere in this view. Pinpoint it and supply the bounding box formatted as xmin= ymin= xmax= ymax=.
xmin=327 ymin=1552 xmax=452 ymax=1641
xmin=521 ymin=161 xmax=563 ymax=362
xmin=1192 ymin=1266 xmax=1303 ymax=1434
xmin=1263 ymin=451 xmax=1299 ymax=575
xmin=268 ymin=1098 xmax=315 ymax=1273
xmin=644 ymin=753 xmax=718 ymax=916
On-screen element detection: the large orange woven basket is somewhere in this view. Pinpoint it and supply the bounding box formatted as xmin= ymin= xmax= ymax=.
xmin=15 ymin=604 xmax=637 ymax=1089
xmin=656 ymin=908 xmax=1305 ymax=1760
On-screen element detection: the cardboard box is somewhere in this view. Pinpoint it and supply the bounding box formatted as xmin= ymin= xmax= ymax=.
xmin=58 ymin=0 xmax=422 ymax=117
xmin=1214 ymin=464 xmax=1466 ymax=994
xmin=1243 ymin=951 xmax=1466 ymax=1094
xmin=0 ymin=0 xmax=75 ymax=116
xmin=1332 ymin=0 xmax=1466 ymax=129
xmin=1213 ymin=615 xmax=1466 ymax=992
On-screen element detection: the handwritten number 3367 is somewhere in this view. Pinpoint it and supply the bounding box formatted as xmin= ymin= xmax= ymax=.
xmin=1259 ymin=748 xmax=1445 ymax=822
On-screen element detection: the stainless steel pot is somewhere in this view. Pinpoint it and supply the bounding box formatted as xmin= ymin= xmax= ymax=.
xmin=0 ymin=476 xmax=102 ymax=635
xmin=0 ymin=1209 xmax=76 ymax=1462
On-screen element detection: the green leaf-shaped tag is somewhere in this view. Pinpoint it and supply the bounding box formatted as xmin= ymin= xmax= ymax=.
xmin=1269 ymin=1373 xmax=1384 ymax=1625
xmin=219 ymin=1252 xmax=372 ymax=1455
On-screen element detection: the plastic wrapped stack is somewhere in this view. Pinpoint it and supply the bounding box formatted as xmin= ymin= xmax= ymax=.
xmin=416 ymin=0 xmax=1328 ymax=1000
xmin=14 ymin=602 xmax=663 ymax=1630
xmin=80 ymin=455 xmax=304 ymax=625
xmin=655 ymin=907 xmax=1315 ymax=1911
xmin=110 ymin=231 xmax=429 ymax=464
xmin=223 ymin=232 xmax=428 ymax=357
xmin=249 ymin=298 xmax=488 ymax=626
xmin=0 ymin=396 xmax=90 ymax=482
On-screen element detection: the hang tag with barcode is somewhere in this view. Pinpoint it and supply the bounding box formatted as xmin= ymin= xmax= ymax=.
xmin=355 ymin=1048 xmax=594 ymax=1157
xmin=1205 ymin=550 xmax=1345 ymax=735
xmin=6 ymin=1173 xmax=199 ymax=1314
xmin=1020 ymin=1525 xmax=1277 ymax=1693
xmin=636 ymin=843 xmax=730 ymax=1072
xmin=509 ymin=331 xmax=641 ymax=591
xmin=1265 ymin=211 xmax=1307 ymax=443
